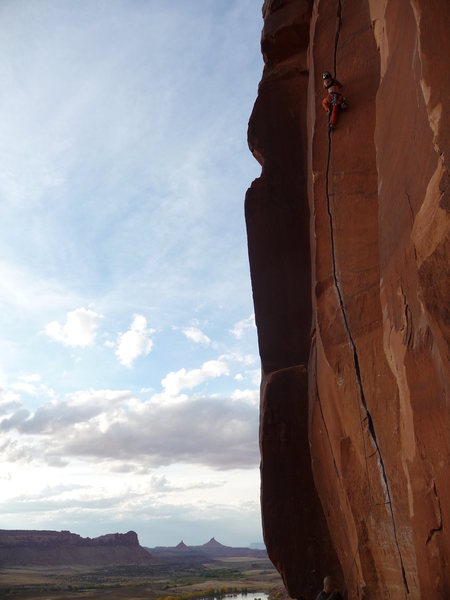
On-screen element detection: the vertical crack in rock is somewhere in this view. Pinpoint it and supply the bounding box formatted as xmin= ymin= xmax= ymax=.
xmin=405 ymin=191 xmax=414 ymax=224
xmin=249 ymin=0 xmax=449 ymax=595
xmin=332 ymin=0 xmax=342 ymax=75
xmin=246 ymin=3 xmax=345 ymax=595
xmin=425 ymin=481 xmax=443 ymax=545
xmin=324 ymin=0 xmax=410 ymax=595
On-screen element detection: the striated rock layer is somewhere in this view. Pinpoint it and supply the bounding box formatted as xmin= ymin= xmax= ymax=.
xmin=245 ymin=1 xmax=449 ymax=598
xmin=0 ymin=529 xmax=152 ymax=566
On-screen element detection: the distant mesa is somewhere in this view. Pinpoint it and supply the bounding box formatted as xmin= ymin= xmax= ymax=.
xmin=202 ymin=536 xmax=225 ymax=548
xmin=175 ymin=540 xmax=189 ymax=550
xmin=249 ymin=542 xmax=266 ymax=550
xmin=0 ymin=529 xmax=270 ymax=568
xmin=146 ymin=537 xmax=267 ymax=560
xmin=0 ymin=529 xmax=152 ymax=567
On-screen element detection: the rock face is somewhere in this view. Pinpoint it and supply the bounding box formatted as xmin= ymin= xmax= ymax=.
xmin=246 ymin=1 xmax=449 ymax=599
xmin=0 ymin=529 xmax=152 ymax=566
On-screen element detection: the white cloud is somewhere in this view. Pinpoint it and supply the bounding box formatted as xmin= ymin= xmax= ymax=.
xmin=0 ymin=388 xmax=21 ymax=415
xmin=45 ymin=307 xmax=103 ymax=347
xmin=0 ymin=374 xmax=259 ymax=470
xmin=115 ymin=314 xmax=154 ymax=367
xmin=182 ymin=326 xmax=211 ymax=345
xmin=59 ymin=393 xmax=258 ymax=469
xmin=231 ymin=389 xmax=259 ymax=406
xmin=150 ymin=474 xmax=224 ymax=494
xmin=11 ymin=374 xmax=43 ymax=397
xmin=230 ymin=314 xmax=256 ymax=339
xmin=0 ymin=388 xmax=132 ymax=437
xmin=161 ymin=360 xmax=229 ymax=397
xmin=0 ymin=436 xmax=34 ymax=463
xmin=11 ymin=382 xmax=37 ymax=395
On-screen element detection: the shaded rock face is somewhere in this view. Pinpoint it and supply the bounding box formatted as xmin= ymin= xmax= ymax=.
xmin=246 ymin=1 xmax=449 ymax=599
xmin=0 ymin=529 xmax=151 ymax=566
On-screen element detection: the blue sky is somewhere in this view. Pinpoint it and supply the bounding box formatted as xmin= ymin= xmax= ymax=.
xmin=0 ymin=0 xmax=264 ymax=546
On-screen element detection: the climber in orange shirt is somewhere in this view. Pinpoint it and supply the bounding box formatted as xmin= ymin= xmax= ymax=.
xmin=322 ymin=71 xmax=345 ymax=129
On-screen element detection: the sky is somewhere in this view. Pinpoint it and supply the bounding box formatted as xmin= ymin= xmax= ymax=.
xmin=0 ymin=0 xmax=264 ymax=547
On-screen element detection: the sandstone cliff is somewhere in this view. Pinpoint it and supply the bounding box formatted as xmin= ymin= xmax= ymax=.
xmin=245 ymin=1 xmax=449 ymax=599
xmin=0 ymin=529 xmax=152 ymax=566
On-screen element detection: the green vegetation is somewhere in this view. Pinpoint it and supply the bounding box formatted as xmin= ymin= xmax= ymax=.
xmin=0 ymin=557 xmax=283 ymax=599
xmin=158 ymin=585 xmax=249 ymax=600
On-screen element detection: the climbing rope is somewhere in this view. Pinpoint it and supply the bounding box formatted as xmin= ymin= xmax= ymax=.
xmin=322 ymin=0 xmax=409 ymax=596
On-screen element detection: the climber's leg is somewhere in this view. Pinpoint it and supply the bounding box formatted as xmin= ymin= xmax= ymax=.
xmin=330 ymin=104 xmax=339 ymax=127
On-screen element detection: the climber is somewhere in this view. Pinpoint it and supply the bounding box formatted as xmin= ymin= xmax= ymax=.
xmin=315 ymin=575 xmax=343 ymax=600
xmin=322 ymin=71 xmax=345 ymax=129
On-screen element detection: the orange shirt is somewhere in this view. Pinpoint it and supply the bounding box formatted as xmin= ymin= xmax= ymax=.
xmin=324 ymin=79 xmax=343 ymax=94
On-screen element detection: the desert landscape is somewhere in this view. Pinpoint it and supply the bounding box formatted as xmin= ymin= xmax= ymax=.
xmin=0 ymin=531 xmax=282 ymax=600
xmin=0 ymin=559 xmax=281 ymax=600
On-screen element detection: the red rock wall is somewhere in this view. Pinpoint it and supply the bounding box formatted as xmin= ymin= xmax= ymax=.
xmin=246 ymin=1 xmax=449 ymax=598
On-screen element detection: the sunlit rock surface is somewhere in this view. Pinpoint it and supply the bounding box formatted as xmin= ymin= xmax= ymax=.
xmin=246 ymin=1 xmax=449 ymax=598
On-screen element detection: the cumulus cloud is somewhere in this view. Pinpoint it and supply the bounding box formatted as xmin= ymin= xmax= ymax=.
xmin=0 ymin=389 xmax=132 ymax=435
xmin=59 ymin=394 xmax=258 ymax=469
xmin=182 ymin=326 xmax=211 ymax=345
xmin=45 ymin=307 xmax=103 ymax=347
xmin=230 ymin=314 xmax=256 ymax=339
xmin=0 ymin=436 xmax=34 ymax=463
xmin=161 ymin=360 xmax=229 ymax=397
xmin=0 ymin=388 xmax=22 ymax=415
xmin=231 ymin=389 xmax=259 ymax=405
xmin=115 ymin=314 xmax=154 ymax=367
xmin=0 ymin=383 xmax=258 ymax=470
xmin=0 ymin=408 xmax=31 ymax=432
